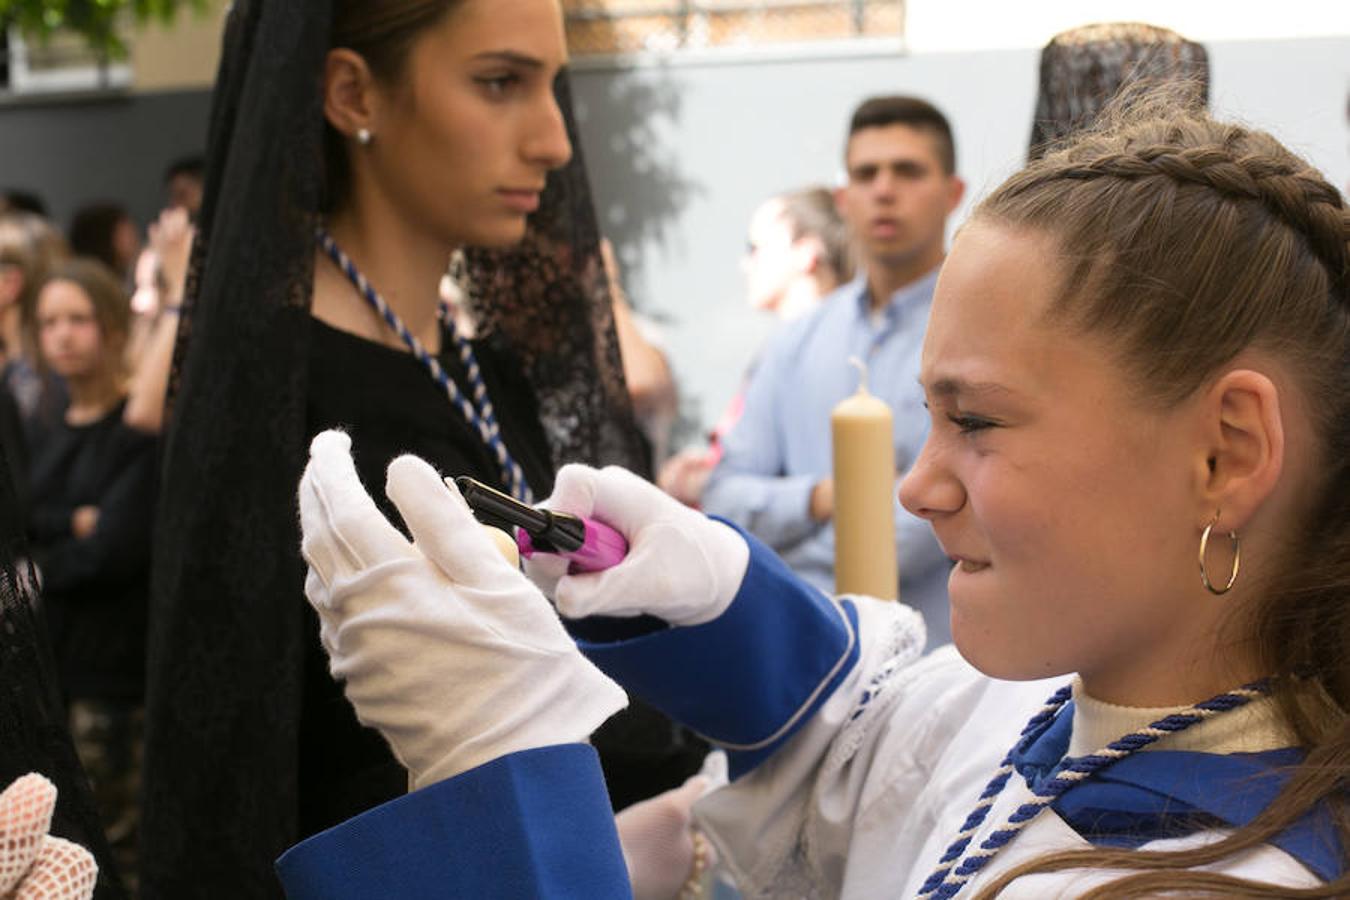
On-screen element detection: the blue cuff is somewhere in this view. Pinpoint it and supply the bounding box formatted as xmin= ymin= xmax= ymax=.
xmin=276 ymin=744 xmax=630 ymax=899
xmin=577 ymin=525 xmax=859 ymax=778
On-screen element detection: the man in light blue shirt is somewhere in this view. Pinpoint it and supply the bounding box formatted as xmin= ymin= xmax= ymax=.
xmin=704 ymin=96 xmax=964 ymax=646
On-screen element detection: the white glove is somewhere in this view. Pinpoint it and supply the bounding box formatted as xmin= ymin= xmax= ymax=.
xmin=615 ymin=776 xmax=715 ymax=900
xmin=298 ymin=430 xmax=628 ymax=789
xmin=524 ymin=464 xmax=749 ymax=626
xmin=0 ymin=773 xmax=97 ymax=900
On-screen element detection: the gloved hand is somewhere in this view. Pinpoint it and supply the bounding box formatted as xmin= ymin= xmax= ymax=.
xmin=615 ymin=775 xmax=715 ymax=900
xmin=524 ymin=464 xmax=749 ymax=626
xmin=298 ymin=430 xmax=627 ymax=789
xmin=0 ymin=773 xmax=98 ymax=900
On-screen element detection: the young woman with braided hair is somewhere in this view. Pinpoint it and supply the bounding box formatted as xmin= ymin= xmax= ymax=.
xmin=288 ymin=98 xmax=1348 ymax=897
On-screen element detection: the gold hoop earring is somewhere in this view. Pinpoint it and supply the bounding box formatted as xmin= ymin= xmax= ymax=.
xmin=1198 ymin=512 xmax=1240 ymax=595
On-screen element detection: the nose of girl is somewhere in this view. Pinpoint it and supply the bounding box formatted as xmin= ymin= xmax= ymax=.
xmin=898 ymin=438 xmax=964 ymax=521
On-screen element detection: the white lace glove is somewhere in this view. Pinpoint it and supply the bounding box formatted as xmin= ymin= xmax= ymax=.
xmin=524 ymin=464 xmax=749 ymax=626
xmin=298 ymin=430 xmax=628 ymax=790
xmin=615 ymin=775 xmax=715 ymax=900
xmin=0 ymin=774 xmax=97 ymax=900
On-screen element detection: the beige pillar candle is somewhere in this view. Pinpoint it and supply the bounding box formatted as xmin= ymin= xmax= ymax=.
xmin=831 ymin=358 xmax=898 ymax=599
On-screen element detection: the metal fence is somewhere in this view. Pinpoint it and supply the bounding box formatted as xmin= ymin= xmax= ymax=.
xmin=563 ymin=0 xmax=904 ymax=55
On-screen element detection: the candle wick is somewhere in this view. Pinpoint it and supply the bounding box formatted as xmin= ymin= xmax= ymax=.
xmin=849 ymin=355 xmax=870 ymax=394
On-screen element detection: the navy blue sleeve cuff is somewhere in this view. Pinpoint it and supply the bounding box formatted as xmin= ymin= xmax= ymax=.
xmin=276 ymin=744 xmax=631 ymax=900
xmin=576 ymin=524 xmax=859 ymax=778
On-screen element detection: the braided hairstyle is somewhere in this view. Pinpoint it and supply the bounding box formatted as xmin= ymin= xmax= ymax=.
xmin=970 ymin=101 xmax=1350 ymax=897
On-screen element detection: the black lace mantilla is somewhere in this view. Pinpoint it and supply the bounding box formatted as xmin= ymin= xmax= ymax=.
xmin=1028 ymin=22 xmax=1209 ymax=161
xmin=457 ymin=71 xmax=650 ymax=475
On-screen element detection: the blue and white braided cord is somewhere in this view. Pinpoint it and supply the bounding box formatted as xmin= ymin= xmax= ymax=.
xmin=916 ymin=681 xmax=1268 ymax=899
xmin=316 ymin=228 xmax=533 ymax=502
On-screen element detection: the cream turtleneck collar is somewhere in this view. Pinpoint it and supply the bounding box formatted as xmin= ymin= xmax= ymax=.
xmin=1067 ymin=677 xmax=1295 ymax=758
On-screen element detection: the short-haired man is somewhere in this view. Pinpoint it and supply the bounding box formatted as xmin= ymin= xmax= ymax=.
xmin=704 ymin=95 xmax=964 ymax=646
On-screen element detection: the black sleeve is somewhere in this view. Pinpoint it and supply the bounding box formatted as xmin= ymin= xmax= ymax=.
xmin=28 ymin=502 xmax=76 ymax=543
xmin=0 ymin=385 xmax=27 ymax=521
xmin=34 ymin=433 xmax=156 ymax=593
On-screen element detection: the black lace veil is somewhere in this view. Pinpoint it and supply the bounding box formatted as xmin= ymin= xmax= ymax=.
xmin=142 ymin=1 xmax=653 ymax=896
xmin=0 ymin=414 xmax=125 ymax=898
xmin=1028 ymin=22 xmax=1210 ymax=161
xmin=457 ymin=72 xmax=650 ymax=473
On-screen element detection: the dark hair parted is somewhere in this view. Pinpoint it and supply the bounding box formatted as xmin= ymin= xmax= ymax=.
xmin=322 ymin=0 xmax=466 ymax=212
xmin=778 ymin=186 xmax=854 ymax=284
xmin=162 ymin=155 xmax=205 ymax=184
xmin=67 ymin=203 xmax=133 ymax=275
xmin=970 ymin=101 xmax=1350 ymax=898
xmin=848 ymin=95 xmax=957 ymax=174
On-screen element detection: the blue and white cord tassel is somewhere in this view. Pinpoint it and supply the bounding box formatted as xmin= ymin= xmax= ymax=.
xmin=316 ymin=226 xmax=533 ymax=502
xmin=916 ymin=681 xmax=1268 ymax=899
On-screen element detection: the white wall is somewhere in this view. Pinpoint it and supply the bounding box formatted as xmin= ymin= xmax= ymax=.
xmin=569 ymin=35 xmax=1350 ymax=445
xmin=903 ymin=0 xmax=1350 ymax=50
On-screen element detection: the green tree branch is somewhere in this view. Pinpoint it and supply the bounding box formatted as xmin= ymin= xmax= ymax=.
xmin=0 ymin=0 xmax=209 ymax=58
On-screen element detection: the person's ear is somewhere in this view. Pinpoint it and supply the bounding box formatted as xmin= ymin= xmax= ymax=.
xmin=790 ymin=237 xmax=823 ymax=276
xmin=323 ymin=48 xmax=379 ymax=140
xmin=944 ymin=175 xmax=966 ymax=214
xmin=1192 ymin=368 xmax=1284 ymax=532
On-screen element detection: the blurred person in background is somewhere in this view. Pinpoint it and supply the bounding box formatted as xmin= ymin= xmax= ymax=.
xmin=604 ymin=238 xmax=678 ymax=469
xmin=0 ymin=212 xmax=70 ymax=426
xmin=0 ymin=189 xmax=49 ymax=218
xmin=26 ymin=258 xmax=155 ymax=894
xmin=659 ymin=186 xmax=851 ymax=507
xmin=124 ymin=156 xmax=205 ymax=403
xmin=161 ymin=156 xmax=205 ymax=220
xmin=68 ymin=204 xmax=140 ymax=287
xmin=124 ymin=209 xmax=193 ymax=427
xmin=703 ymin=98 xmax=960 ymax=647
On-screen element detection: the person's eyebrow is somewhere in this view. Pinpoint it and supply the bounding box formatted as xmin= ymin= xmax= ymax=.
xmin=924 ymin=376 xmax=1014 ymax=400
xmin=471 ymin=50 xmax=547 ymax=69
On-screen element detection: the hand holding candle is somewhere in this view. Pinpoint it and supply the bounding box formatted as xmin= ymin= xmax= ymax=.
xmin=831 ymin=357 xmax=899 ymax=599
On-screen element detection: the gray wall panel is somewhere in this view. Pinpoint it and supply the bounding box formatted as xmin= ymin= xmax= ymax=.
xmin=0 ymin=89 xmax=211 ymax=230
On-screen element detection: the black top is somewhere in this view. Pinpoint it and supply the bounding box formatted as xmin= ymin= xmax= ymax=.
xmin=26 ymin=400 xmax=155 ymax=702
xmin=297 ymin=318 xmax=555 ymax=835
xmin=0 ymin=383 xmax=26 ymax=520
xmin=307 ymin=318 xmax=555 ymax=519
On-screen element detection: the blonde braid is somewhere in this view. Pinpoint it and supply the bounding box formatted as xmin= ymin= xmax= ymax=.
xmin=1018 ymin=132 xmax=1350 ymax=304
